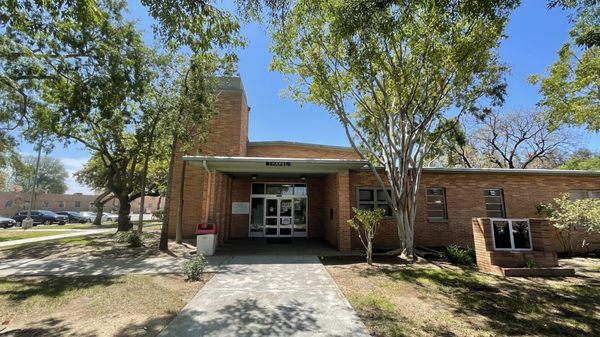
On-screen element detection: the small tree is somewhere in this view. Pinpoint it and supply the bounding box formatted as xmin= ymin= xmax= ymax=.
xmin=539 ymin=193 xmax=600 ymax=256
xmin=347 ymin=207 xmax=385 ymax=265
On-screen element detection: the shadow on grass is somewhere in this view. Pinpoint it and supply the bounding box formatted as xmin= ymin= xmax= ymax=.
xmin=113 ymin=312 xmax=177 ymax=337
xmin=0 ymin=317 xmax=96 ymax=337
xmin=0 ymin=276 xmax=119 ymax=302
xmin=372 ymin=266 xmax=600 ymax=337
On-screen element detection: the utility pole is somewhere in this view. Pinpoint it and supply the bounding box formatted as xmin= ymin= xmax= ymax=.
xmin=24 ymin=133 xmax=44 ymax=230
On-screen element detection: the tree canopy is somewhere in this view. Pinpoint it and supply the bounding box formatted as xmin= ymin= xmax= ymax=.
xmin=14 ymin=156 xmax=68 ymax=194
xmin=529 ymin=0 xmax=600 ymax=131
xmin=446 ymin=109 xmax=574 ymax=169
xmin=560 ymin=148 xmax=600 ymax=170
xmin=271 ymin=0 xmax=518 ymax=256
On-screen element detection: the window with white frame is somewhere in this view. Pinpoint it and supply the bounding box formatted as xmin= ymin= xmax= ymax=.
xmin=59 ymin=201 xmax=65 ymax=208
xmin=75 ymin=201 xmax=81 ymax=208
xmin=484 ymin=189 xmax=506 ymax=218
xmin=426 ymin=188 xmax=448 ymax=221
xmin=491 ymin=219 xmax=532 ymax=250
xmin=42 ymin=201 xmax=49 ymax=208
xmin=4 ymin=200 xmax=13 ymax=208
xmin=357 ymin=188 xmax=392 ymax=216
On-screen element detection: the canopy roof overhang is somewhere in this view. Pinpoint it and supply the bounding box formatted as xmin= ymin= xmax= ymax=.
xmin=183 ymin=156 xmax=369 ymax=175
xmin=183 ymin=155 xmax=600 ymax=177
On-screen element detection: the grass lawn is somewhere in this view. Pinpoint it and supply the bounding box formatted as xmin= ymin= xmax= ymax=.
xmin=324 ymin=257 xmax=600 ymax=337
xmin=0 ymin=274 xmax=210 ymax=336
xmin=0 ymin=231 xmax=65 ymax=243
xmin=0 ymin=229 xmax=195 ymax=260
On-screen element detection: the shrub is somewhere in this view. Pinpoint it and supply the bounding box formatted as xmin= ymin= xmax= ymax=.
xmin=347 ymin=207 xmax=386 ymax=265
xmin=183 ymin=254 xmax=208 ymax=281
xmin=152 ymin=209 xmax=164 ymax=221
xmin=445 ymin=245 xmax=475 ymax=265
xmin=526 ymin=259 xmax=539 ymax=269
xmin=115 ymin=231 xmax=144 ymax=247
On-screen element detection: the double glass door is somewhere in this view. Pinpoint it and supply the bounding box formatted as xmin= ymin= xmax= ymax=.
xmin=250 ymin=196 xmax=307 ymax=237
xmin=265 ymin=198 xmax=293 ymax=237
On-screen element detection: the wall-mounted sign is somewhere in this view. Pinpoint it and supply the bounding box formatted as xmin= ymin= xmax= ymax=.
xmin=266 ymin=161 xmax=291 ymax=167
xmin=231 ymin=202 xmax=250 ymax=214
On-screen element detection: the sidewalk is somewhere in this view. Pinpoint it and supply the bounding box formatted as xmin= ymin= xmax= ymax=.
xmin=0 ymin=255 xmax=231 ymax=277
xmin=0 ymin=228 xmax=115 ymax=248
xmin=158 ymin=255 xmax=371 ymax=337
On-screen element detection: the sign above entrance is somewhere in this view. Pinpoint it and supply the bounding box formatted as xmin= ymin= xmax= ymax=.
xmin=231 ymin=202 xmax=250 ymax=214
xmin=265 ymin=161 xmax=291 ymax=167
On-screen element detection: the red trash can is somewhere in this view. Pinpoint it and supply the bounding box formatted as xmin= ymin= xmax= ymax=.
xmin=195 ymin=223 xmax=218 ymax=255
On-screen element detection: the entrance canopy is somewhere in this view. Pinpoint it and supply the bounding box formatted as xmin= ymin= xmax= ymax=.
xmin=183 ymin=156 xmax=369 ymax=175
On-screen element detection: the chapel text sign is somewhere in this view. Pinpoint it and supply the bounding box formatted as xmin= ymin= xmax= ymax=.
xmin=265 ymin=162 xmax=291 ymax=167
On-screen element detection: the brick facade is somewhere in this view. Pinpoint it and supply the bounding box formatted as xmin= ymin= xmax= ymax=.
xmin=166 ymin=77 xmax=600 ymax=254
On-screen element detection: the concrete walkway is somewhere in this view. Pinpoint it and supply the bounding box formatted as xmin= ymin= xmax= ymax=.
xmin=0 ymin=228 xmax=115 ymax=248
xmin=158 ymin=255 xmax=371 ymax=337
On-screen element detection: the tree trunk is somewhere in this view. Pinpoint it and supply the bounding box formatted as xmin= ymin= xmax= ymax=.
xmin=116 ymin=192 xmax=132 ymax=232
xmin=157 ymin=195 xmax=162 ymax=210
xmin=176 ymin=160 xmax=187 ymax=244
xmin=137 ymin=148 xmax=152 ymax=234
xmin=92 ymin=191 xmax=112 ymax=226
xmin=159 ymin=134 xmax=178 ymax=251
xmin=367 ymin=239 xmax=373 ymax=265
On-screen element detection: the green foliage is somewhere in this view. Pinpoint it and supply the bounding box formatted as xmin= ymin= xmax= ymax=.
xmin=152 ymin=209 xmax=165 ymax=221
xmin=445 ymin=245 xmax=475 ymax=265
xmin=115 ymin=231 xmax=144 ymax=247
xmin=271 ymin=0 xmax=518 ymax=256
xmin=182 ymin=254 xmax=208 ymax=281
xmin=14 ymin=156 xmax=68 ymax=194
xmin=348 ymin=207 xmax=385 ymax=265
xmin=526 ymin=259 xmax=539 ymax=269
xmin=539 ymin=193 xmax=600 ymax=255
xmin=529 ymin=1 xmax=600 ymax=131
xmin=560 ymin=149 xmax=600 ymax=170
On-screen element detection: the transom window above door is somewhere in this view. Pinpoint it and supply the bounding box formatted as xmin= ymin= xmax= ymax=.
xmin=251 ymin=183 xmax=307 ymax=196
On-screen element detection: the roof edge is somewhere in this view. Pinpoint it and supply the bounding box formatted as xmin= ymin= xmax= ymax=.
xmin=422 ymin=167 xmax=600 ymax=176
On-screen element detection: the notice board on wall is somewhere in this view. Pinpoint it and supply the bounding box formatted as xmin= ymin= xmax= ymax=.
xmin=231 ymin=202 xmax=250 ymax=214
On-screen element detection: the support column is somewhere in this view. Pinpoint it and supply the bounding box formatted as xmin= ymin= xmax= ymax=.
xmin=337 ymin=170 xmax=352 ymax=252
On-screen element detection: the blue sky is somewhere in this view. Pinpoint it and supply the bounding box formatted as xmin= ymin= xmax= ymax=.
xmin=17 ymin=1 xmax=600 ymax=194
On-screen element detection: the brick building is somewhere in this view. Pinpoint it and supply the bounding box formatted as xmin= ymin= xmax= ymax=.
xmin=167 ymin=77 xmax=600 ymax=253
xmin=1 ymin=192 xmax=164 ymax=217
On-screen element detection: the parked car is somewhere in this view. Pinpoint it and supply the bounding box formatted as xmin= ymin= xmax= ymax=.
xmin=78 ymin=212 xmax=96 ymax=223
xmin=103 ymin=213 xmax=119 ymax=221
xmin=12 ymin=210 xmax=68 ymax=226
xmin=0 ymin=216 xmax=16 ymax=228
xmin=55 ymin=211 xmax=88 ymax=223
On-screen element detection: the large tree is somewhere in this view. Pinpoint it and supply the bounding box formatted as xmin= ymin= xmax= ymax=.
xmin=448 ymin=109 xmax=574 ymax=169
xmin=139 ymin=0 xmax=244 ymax=249
xmin=2 ymin=0 xmax=155 ymax=231
xmin=271 ymin=0 xmax=517 ymax=257
xmin=14 ymin=155 xmax=68 ymax=194
xmin=529 ymin=0 xmax=600 ymax=131
xmin=560 ymin=148 xmax=600 ymax=170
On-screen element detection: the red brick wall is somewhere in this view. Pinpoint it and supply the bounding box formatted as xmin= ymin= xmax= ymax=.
xmin=349 ymin=171 xmax=600 ymax=252
xmin=247 ymin=144 xmax=359 ymax=159
xmin=1 ymin=192 xmax=98 ymax=217
xmin=202 ymin=90 xmax=248 ymax=157
xmin=472 ymin=218 xmax=559 ymax=275
xmin=323 ymin=173 xmax=339 ymax=247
